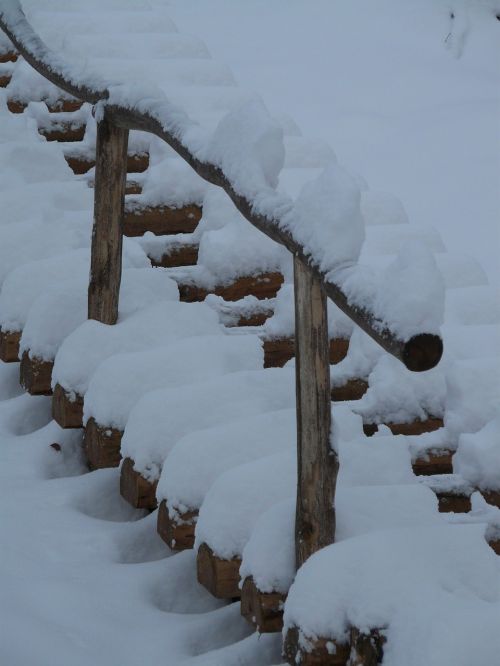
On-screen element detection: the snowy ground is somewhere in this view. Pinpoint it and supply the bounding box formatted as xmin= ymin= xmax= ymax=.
xmin=167 ymin=0 xmax=500 ymax=287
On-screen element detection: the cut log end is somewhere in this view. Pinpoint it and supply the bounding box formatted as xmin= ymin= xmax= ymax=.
xmin=157 ymin=500 xmax=197 ymax=551
xmin=240 ymin=576 xmax=285 ymax=633
xmin=196 ymin=543 xmax=241 ymax=599
xmin=283 ymin=626 xmax=350 ymax=666
xmin=19 ymin=352 xmax=53 ymax=395
xmin=52 ymin=384 xmax=83 ymax=428
xmin=402 ymin=333 xmax=443 ymax=372
xmin=84 ymin=418 xmax=123 ymax=470
xmin=120 ymin=457 xmax=157 ymax=510
xmin=0 ymin=329 xmax=21 ymax=362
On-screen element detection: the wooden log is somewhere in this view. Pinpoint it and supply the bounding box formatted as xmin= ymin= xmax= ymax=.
xmin=120 ymin=457 xmax=157 ymax=510
xmin=196 ymin=542 xmax=241 ymax=599
xmin=488 ymin=538 xmax=500 ymax=555
xmin=178 ymin=271 xmax=284 ymax=303
xmin=331 ymin=378 xmax=369 ymax=402
xmin=157 ymin=500 xmax=197 ymax=551
xmin=150 ymin=243 xmax=199 ymax=268
xmin=349 ymin=628 xmax=386 ymax=666
xmin=52 ymin=383 xmax=83 ymax=429
xmin=7 ymin=97 xmax=83 ymax=114
xmin=84 ymin=417 xmax=123 ymax=470
xmin=362 ymin=417 xmax=444 ymax=438
xmin=240 ymin=576 xmax=286 ymax=633
xmin=481 ymin=490 xmax=500 ymax=509
xmin=19 ymin=352 xmax=53 ymax=395
xmin=294 ymin=256 xmax=336 ymax=568
xmin=88 ymin=112 xmax=128 ymax=325
xmin=0 ymin=51 xmax=17 ymax=63
xmin=435 ymin=491 xmax=472 ymax=513
xmin=38 ymin=120 xmax=86 ymax=142
xmin=123 ymin=203 xmax=202 ymax=237
xmin=0 ymin=328 xmax=21 ymax=362
xmin=283 ymin=627 xmax=350 ymax=666
xmin=64 ymin=151 xmax=149 ymax=176
xmin=263 ymin=336 xmax=349 ymax=369
xmin=235 ymin=310 xmax=273 ymax=327
xmin=0 ymin=73 xmax=11 ymax=87
xmin=412 ymin=450 xmax=453 ymax=476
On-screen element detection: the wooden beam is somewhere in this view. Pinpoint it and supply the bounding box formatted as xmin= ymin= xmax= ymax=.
xmin=52 ymin=384 xmax=83 ymax=429
xmin=88 ymin=111 xmax=128 ymax=325
xmin=294 ymin=255 xmax=337 ymax=568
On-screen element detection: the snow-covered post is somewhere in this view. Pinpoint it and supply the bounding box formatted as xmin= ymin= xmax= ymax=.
xmin=88 ymin=110 xmax=129 ymax=325
xmin=294 ymin=255 xmax=337 ymax=568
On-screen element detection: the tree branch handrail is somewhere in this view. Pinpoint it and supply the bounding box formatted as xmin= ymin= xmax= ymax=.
xmin=0 ymin=2 xmax=443 ymax=372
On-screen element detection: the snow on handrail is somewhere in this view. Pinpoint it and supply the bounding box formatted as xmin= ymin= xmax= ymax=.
xmin=0 ymin=1 xmax=443 ymax=371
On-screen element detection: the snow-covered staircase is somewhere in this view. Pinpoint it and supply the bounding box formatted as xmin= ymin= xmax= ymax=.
xmin=0 ymin=3 xmax=499 ymax=665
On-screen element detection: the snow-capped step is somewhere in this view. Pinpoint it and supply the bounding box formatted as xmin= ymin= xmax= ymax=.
xmin=7 ymin=96 xmax=84 ymax=114
xmin=51 ymin=383 xmax=83 ymax=428
xmin=197 ymin=543 xmax=242 ymax=600
xmin=0 ymin=49 xmax=16 ymax=63
xmin=176 ymin=271 xmax=285 ymax=304
xmin=63 ymin=146 xmax=149 ymax=175
xmin=119 ymin=457 xmax=158 ymax=511
xmin=123 ymin=200 xmax=202 ymax=237
xmin=240 ymin=576 xmax=286 ymax=634
xmin=262 ymin=335 xmax=349 ymax=369
xmin=0 ymin=329 xmax=21 ymax=362
xmin=37 ymin=117 xmax=86 ymax=143
xmin=149 ymin=241 xmax=200 ymax=268
xmin=19 ymin=352 xmax=53 ymax=395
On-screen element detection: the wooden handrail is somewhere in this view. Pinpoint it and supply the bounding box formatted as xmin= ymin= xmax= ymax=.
xmin=0 ymin=3 xmax=443 ymax=373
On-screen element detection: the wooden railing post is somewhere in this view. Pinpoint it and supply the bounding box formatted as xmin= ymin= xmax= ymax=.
xmin=294 ymin=255 xmax=337 ymax=569
xmin=88 ymin=111 xmax=129 ymax=324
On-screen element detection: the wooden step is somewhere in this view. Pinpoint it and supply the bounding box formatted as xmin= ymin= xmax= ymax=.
xmin=19 ymin=352 xmax=53 ymax=395
xmin=64 ymin=151 xmax=149 ymax=176
xmin=123 ymin=203 xmax=202 ymax=237
xmin=0 ymin=329 xmax=21 ymax=362
xmin=52 ymin=383 xmax=84 ymax=429
xmin=435 ymin=490 xmax=472 ymax=513
xmin=84 ymin=418 xmax=122 ymax=470
xmin=120 ymin=458 xmax=158 ymax=510
xmin=240 ymin=576 xmax=286 ymax=633
xmin=488 ymin=537 xmax=500 ymax=555
xmin=331 ymin=378 xmax=369 ymax=402
xmin=363 ymin=417 xmax=443 ymax=438
xmin=38 ymin=121 xmax=86 ymax=143
xmin=0 ymin=73 xmax=12 ymax=88
xmin=263 ymin=336 xmax=349 ymax=368
xmin=412 ymin=449 xmax=453 ymax=476
xmin=7 ymin=97 xmax=84 ymax=114
xmin=178 ymin=272 xmax=284 ymax=303
xmin=283 ymin=627 xmax=350 ymax=666
xmin=0 ymin=51 xmax=17 ymax=63
xmin=481 ymin=489 xmax=500 ymax=509
xmin=157 ymin=500 xmax=197 ymax=551
xmin=150 ymin=243 xmax=199 ymax=268
xmin=196 ymin=543 xmax=241 ymax=599
xmin=216 ymin=300 xmax=275 ymax=328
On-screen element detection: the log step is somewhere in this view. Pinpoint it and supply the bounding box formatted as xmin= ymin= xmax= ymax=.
xmin=283 ymin=627 xmax=350 ymax=666
xmin=52 ymin=383 xmax=84 ymax=429
xmin=240 ymin=576 xmax=286 ymax=633
xmin=0 ymin=329 xmax=21 ymax=362
xmin=412 ymin=449 xmax=453 ymax=476
xmin=263 ymin=336 xmax=349 ymax=369
xmin=19 ymin=353 xmax=53 ymax=396
xmin=39 ymin=121 xmax=86 ymax=143
xmin=0 ymin=74 xmax=11 ymax=88
xmin=489 ymin=538 xmax=500 ymax=555
xmin=120 ymin=457 xmax=157 ymax=511
xmin=150 ymin=243 xmax=199 ymax=268
xmin=363 ymin=417 xmax=444 ymax=438
xmin=8 ymin=97 xmax=84 ymax=114
xmin=331 ymin=378 xmax=369 ymax=402
xmin=482 ymin=489 xmax=500 ymax=509
xmin=123 ymin=203 xmax=202 ymax=237
xmin=196 ymin=542 xmax=241 ymax=599
xmin=178 ymin=272 xmax=284 ymax=303
xmin=84 ymin=418 xmax=123 ymax=470
xmin=64 ymin=151 xmax=149 ymax=176
xmin=0 ymin=51 xmax=17 ymax=63
xmin=157 ymin=500 xmax=197 ymax=551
